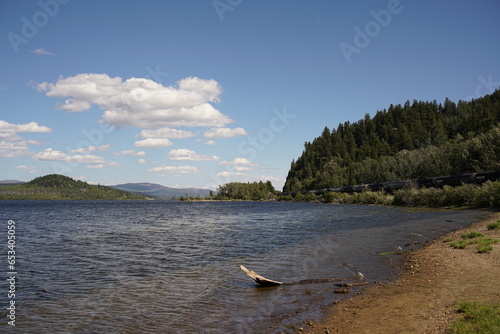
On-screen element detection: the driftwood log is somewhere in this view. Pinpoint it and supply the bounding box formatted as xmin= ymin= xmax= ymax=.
xmin=240 ymin=265 xmax=368 ymax=287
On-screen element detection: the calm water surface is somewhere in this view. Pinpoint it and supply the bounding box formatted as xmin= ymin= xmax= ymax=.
xmin=0 ymin=201 xmax=485 ymax=333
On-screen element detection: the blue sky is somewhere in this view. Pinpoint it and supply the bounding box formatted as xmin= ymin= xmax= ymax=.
xmin=1 ymin=0 xmax=499 ymax=190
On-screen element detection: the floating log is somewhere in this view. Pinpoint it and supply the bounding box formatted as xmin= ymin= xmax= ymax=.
xmin=240 ymin=265 xmax=368 ymax=288
xmin=240 ymin=265 xmax=283 ymax=286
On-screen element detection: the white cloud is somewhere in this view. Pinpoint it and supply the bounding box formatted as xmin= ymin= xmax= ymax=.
xmin=204 ymin=140 xmax=216 ymax=146
xmin=33 ymin=148 xmax=71 ymax=161
xmin=15 ymin=165 xmax=39 ymax=174
xmin=235 ymin=166 xmax=253 ymax=172
xmin=204 ymin=127 xmax=248 ymax=138
xmin=138 ymin=158 xmax=147 ymax=164
xmin=168 ymin=148 xmax=219 ymax=161
xmin=33 ymin=148 xmax=106 ymax=164
xmin=215 ymin=171 xmax=282 ymax=185
xmin=148 ymin=165 xmax=200 ymax=174
xmin=0 ymin=120 xmax=52 ymax=140
xmin=137 ymin=127 xmax=195 ymax=139
xmin=218 ymin=157 xmax=260 ymax=166
xmin=0 ymin=151 xmax=29 ymax=158
xmin=86 ymin=164 xmax=105 ymax=169
xmin=35 ymin=73 xmax=233 ymax=129
xmin=0 ymin=139 xmax=46 ymax=158
xmin=57 ymin=98 xmax=91 ymax=113
xmin=106 ymin=161 xmax=121 ymax=168
xmin=217 ymin=171 xmax=246 ymax=178
xmin=0 ymin=140 xmax=43 ymax=151
xmin=113 ymin=150 xmax=146 ymax=156
xmin=134 ymin=138 xmax=173 ymax=148
xmin=30 ymin=48 xmax=55 ymax=55
xmin=70 ymin=145 xmax=110 ymax=154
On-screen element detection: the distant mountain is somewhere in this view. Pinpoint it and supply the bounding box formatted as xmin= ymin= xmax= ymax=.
xmin=0 ymin=180 xmax=25 ymax=185
xmin=111 ymin=183 xmax=212 ymax=198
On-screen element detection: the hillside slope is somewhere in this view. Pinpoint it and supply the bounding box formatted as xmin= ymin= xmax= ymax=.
xmin=0 ymin=174 xmax=145 ymax=200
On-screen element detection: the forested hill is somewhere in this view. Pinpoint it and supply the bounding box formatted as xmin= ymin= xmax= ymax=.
xmin=283 ymin=90 xmax=500 ymax=192
xmin=0 ymin=174 xmax=145 ymax=200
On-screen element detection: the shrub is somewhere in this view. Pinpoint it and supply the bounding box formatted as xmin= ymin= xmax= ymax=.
xmin=472 ymin=181 xmax=500 ymax=208
xmin=476 ymin=238 xmax=499 ymax=254
xmin=461 ymin=231 xmax=484 ymax=239
xmin=486 ymin=221 xmax=500 ymax=230
xmin=449 ymin=240 xmax=469 ymax=249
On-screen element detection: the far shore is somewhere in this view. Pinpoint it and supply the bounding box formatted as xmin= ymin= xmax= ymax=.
xmin=300 ymin=211 xmax=500 ymax=334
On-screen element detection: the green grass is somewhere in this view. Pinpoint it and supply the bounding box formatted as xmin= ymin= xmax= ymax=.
xmin=449 ymin=240 xmax=470 ymax=249
xmin=450 ymin=302 xmax=500 ymax=333
xmin=447 ymin=231 xmax=499 ymax=254
xmin=487 ymin=221 xmax=500 ymax=230
xmin=461 ymin=231 xmax=484 ymax=239
xmin=476 ymin=238 xmax=500 ymax=253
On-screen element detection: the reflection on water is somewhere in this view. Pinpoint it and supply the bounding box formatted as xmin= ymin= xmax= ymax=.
xmin=0 ymin=201 xmax=484 ymax=333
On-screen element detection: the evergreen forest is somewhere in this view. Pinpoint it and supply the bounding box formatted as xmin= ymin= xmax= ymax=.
xmin=283 ymin=90 xmax=500 ymax=192
xmin=215 ymin=181 xmax=276 ymax=201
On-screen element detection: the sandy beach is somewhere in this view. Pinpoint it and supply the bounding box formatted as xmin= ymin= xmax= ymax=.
xmin=300 ymin=211 xmax=500 ymax=334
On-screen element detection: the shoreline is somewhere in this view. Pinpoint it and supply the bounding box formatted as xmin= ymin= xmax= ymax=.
xmin=300 ymin=211 xmax=500 ymax=334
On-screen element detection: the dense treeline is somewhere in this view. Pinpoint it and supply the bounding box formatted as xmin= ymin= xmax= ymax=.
xmin=0 ymin=174 xmax=145 ymax=200
xmin=215 ymin=181 xmax=276 ymax=200
xmin=284 ymin=91 xmax=500 ymax=191
xmin=277 ymin=181 xmax=500 ymax=209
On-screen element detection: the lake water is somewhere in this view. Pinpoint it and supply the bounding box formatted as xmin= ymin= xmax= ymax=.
xmin=0 ymin=201 xmax=485 ymax=333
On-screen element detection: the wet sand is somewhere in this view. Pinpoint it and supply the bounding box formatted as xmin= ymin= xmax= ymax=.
xmin=300 ymin=211 xmax=500 ymax=334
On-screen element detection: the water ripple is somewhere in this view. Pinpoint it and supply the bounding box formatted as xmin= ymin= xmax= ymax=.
xmin=0 ymin=200 xmax=484 ymax=333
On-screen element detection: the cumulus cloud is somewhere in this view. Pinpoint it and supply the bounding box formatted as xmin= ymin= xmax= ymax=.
xmin=217 ymin=171 xmax=246 ymax=178
xmin=204 ymin=140 xmax=216 ymax=146
xmin=113 ymin=150 xmax=146 ymax=156
xmin=218 ymin=157 xmax=259 ymax=166
xmin=204 ymin=127 xmax=248 ymax=138
xmin=148 ymin=165 xmax=200 ymax=174
xmin=0 ymin=140 xmax=43 ymax=151
xmin=0 ymin=139 xmax=46 ymax=158
xmin=0 ymin=120 xmax=52 ymax=140
xmin=0 ymin=150 xmax=31 ymax=158
xmin=70 ymin=145 xmax=110 ymax=154
xmin=32 ymin=148 xmax=119 ymax=168
xmin=57 ymin=98 xmax=91 ymax=112
xmin=137 ymin=127 xmax=195 ymax=139
xmin=34 ymin=73 xmax=233 ymax=129
xmin=216 ymin=171 xmax=282 ymax=184
xmin=235 ymin=166 xmax=253 ymax=172
xmin=15 ymin=165 xmax=39 ymax=174
xmin=86 ymin=164 xmax=105 ymax=169
xmin=168 ymin=148 xmax=220 ymax=161
xmin=33 ymin=148 xmax=105 ymax=164
xmin=134 ymin=138 xmax=173 ymax=148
